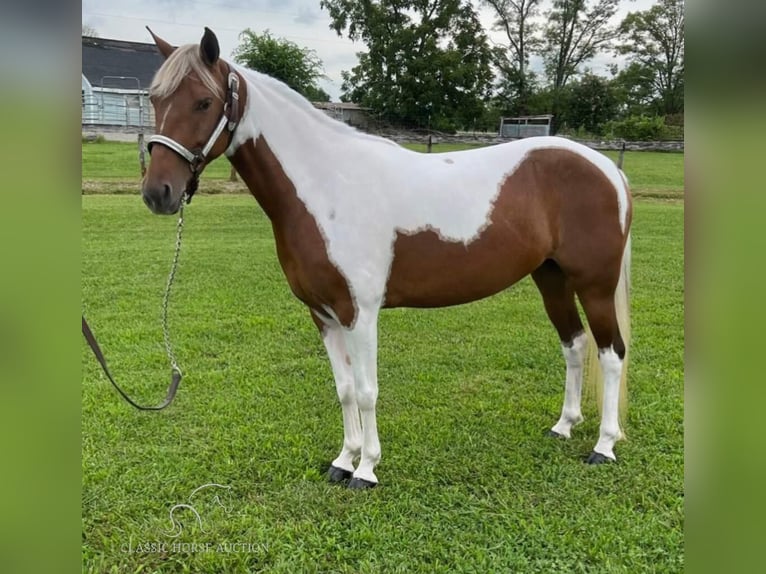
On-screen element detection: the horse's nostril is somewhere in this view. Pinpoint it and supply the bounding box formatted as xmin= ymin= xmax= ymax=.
xmin=163 ymin=184 xmax=171 ymax=198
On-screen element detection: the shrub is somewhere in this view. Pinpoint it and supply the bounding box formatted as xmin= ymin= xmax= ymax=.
xmin=660 ymin=124 xmax=684 ymax=140
xmin=82 ymin=134 xmax=106 ymax=144
xmin=604 ymin=115 xmax=666 ymax=141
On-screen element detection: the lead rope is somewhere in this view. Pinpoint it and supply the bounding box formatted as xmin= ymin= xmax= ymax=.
xmin=161 ymin=194 xmax=186 ymax=378
xmin=81 ymin=138 xmax=187 ymax=411
xmin=81 ymin=194 xmax=186 ymax=411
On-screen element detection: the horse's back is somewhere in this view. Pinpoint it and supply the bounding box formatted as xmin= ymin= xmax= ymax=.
xmin=382 ymin=137 xmax=630 ymax=308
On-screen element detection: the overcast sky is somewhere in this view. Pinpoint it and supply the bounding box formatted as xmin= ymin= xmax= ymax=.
xmin=82 ymin=0 xmax=658 ymax=101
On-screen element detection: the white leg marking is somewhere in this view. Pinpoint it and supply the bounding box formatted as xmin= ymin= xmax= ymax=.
xmin=320 ymin=321 xmax=362 ymax=474
xmin=593 ymin=346 xmax=624 ymax=460
xmin=551 ymin=331 xmax=588 ymax=438
xmin=342 ymin=309 xmax=381 ymax=484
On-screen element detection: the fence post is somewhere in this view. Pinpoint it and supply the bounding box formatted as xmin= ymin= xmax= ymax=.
xmin=138 ymin=133 xmax=146 ymax=177
xmin=617 ymin=141 xmax=626 ymax=170
xmin=426 ymin=134 xmax=432 ymax=153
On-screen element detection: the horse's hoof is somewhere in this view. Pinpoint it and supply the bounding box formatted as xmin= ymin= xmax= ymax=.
xmin=585 ymin=451 xmax=615 ymax=465
xmin=546 ymin=429 xmax=567 ymax=439
xmin=348 ymin=477 xmax=377 ymax=489
xmin=327 ymin=465 xmax=353 ymax=483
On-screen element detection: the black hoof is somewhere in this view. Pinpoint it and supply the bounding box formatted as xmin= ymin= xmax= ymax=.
xmin=585 ymin=451 xmax=615 ymax=465
xmin=546 ymin=429 xmax=567 ymax=439
xmin=348 ymin=477 xmax=377 ymax=489
xmin=327 ymin=465 xmax=353 ymax=483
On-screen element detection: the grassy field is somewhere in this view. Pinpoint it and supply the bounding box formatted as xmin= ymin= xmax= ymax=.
xmin=82 ymin=181 xmax=684 ymax=570
xmin=82 ymin=140 xmax=684 ymax=199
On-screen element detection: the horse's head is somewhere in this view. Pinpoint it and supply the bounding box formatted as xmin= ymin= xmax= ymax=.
xmin=142 ymin=27 xmax=240 ymax=214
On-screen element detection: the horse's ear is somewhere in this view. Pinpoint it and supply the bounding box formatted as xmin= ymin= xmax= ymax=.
xmin=200 ymin=27 xmax=220 ymax=66
xmin=146 ymin=26 xmax=175 ymax=59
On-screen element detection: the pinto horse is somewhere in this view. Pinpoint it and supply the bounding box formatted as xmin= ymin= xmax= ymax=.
xmin=142 ymin=28 xmax=632 ymax=489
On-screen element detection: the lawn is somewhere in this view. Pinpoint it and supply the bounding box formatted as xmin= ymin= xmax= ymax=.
xmin=82 ymin=187 xmax=684 ymax=571
xmin=82 ymin=140 xmax=684 ymax=199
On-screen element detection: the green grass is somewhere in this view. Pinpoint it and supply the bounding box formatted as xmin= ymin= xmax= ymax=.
xmin=82 ymin=141 xmax=684 ymax=198
xmin=600 ymin=150 xmax=684 ymax=195
xmin=81 ymin=140 xmax=234 ymax=181
xmin=82 ymin=194 xmax=684 ymax=573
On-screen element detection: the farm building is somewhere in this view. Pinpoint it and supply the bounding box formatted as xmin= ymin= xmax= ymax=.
xmin=81 ymin=35 xmax=369 ymax=133
xmin=312 ymin=101 xmax=372 ymax=129
xmin=499 ymin=115 xmax=553 ymax=138
xmin=82 ymin=36 xmax=162 ymax=130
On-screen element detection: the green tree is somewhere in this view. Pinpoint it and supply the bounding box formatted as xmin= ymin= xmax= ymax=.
xmin=320 ymin=0 xmax=494 ymax=131
xmin=541 ymin=0 xmax=619 ymax=132
xmin=616 ymin=0 xmax=684 ymax=115
xmin=492 ymin=66 xmax=542 ymax=116
xmin=232 ymin=29 xmax=330 ymax=102
xmin=558 ymin=72 xmax=619 ymax=135
xmin=543 ymin=0 xmax=618 ymax=91
xmin=610 ymin=61 xmax=656 ymax=117
xmin=483 ymin=0 xmax=542 ymax=115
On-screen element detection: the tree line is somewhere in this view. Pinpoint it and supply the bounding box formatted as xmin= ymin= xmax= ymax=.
xmin=233 ymin=0 xmax=684 ymax=139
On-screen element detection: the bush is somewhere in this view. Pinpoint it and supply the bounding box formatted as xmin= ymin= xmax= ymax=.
xmin=556 ymin=124 xmax=600 ymax=139
xmin=660 ymin=123 xmax=684 ymax=140
xmin=604 ymin=115 xmax=666 ymax=141
xmin=82 ymin=134 xmax=106 ymax=144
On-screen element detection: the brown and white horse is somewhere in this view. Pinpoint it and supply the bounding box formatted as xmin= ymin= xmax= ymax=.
xmin=142 ymin=28 xmax=632 ymax=488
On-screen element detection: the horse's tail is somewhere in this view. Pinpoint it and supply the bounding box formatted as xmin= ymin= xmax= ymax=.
xmin=583 ymin=231 xmax=632 ymax=431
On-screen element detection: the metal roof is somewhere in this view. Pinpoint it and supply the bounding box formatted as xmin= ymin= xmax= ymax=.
xmin=82 ymin=36 xmax=164 ymax=90
xmin=312 ymin=101 xmax=369 ymax=111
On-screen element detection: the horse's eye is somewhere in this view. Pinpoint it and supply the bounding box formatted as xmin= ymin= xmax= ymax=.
xmin=196 ymin=99 xmax=212 ymax=111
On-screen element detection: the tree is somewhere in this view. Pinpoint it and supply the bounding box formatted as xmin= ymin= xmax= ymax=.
xmin=610 ymin=61 xmax=656 ymax=117
xmin=543 ymin=0 xmax=619 ymax=91
xmin=558 ymin=72 xmax=618 ymax=135
xmin=232 ymin=29 xmax=330 ymax=102
xmin=320 ymin=0 xmax=494 ymax=131
xmin=541 ymin=0 xmax=619 ymax=131
xmin=616 ymin=0 xmax=684 ymax=115
xmin=82 ymin=24 xmax=98 ymax=37
xmin=482 ymin=0 xmax=542 ymax=115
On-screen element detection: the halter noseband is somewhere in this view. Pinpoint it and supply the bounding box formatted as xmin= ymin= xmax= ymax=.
xmin=146 ymin=70 xmax=241 ymax=203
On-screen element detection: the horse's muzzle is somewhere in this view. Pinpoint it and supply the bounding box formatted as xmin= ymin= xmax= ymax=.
xmin=142 ymin=184 xmax=181 ymax=215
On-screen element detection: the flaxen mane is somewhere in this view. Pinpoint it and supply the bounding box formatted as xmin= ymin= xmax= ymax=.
xmin=149 ymin=44 xmax=223 ymax=100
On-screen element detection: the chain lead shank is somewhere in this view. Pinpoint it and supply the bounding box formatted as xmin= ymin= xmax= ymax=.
xmin=162 ymin=196 xmax=185 ymax=376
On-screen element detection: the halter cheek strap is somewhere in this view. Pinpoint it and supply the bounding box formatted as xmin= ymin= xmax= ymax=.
xmin=146 ymin=70 xmax=241 ymax=203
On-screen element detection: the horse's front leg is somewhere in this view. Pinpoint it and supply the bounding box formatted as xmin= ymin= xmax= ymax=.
xmin=311 ymin=312 xmax=362 ymax=483
xmin=342 ymin=308 xmax=381 ymax=488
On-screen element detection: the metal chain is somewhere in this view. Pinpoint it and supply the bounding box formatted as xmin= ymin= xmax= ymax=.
xmin=161 ymin=195 xmax=186 ymax=376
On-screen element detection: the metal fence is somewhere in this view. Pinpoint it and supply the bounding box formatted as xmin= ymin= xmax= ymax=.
xmin=82 ymin=76 xmax=154 ymax=129
xmin=499 ymin=115 xmax=552 ymax=138
xmin=82 ymin=90 xmax=154 ymax=128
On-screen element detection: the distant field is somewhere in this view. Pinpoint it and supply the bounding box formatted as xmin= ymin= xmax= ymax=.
xmin=82 ymin=140 xmax=684 ymax=199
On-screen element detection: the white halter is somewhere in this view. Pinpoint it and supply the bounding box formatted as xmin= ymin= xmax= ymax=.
xmin=147 ymin=71 xmax=240 ymax=198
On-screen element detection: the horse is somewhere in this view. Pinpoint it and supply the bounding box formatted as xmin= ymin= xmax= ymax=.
xmin=141 ymin=27 xmax=632 ymax=489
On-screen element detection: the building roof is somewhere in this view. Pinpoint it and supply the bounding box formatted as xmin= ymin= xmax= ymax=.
xmin=312 ymin=101 xmax=369 ymax=111
xmin=82 ymin=36 xmax=164 ymax=90
xmin=500 ymin=114 xmax=553 ymax=121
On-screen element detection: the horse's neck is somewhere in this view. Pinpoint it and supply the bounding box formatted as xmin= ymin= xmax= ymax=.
xmin=228 ymin=135 xmax=297 ymax=223
xmin=229 ymin=73 xmax=399 ymax=220
xmin=246 ymin=76 xmax=347 ymax=165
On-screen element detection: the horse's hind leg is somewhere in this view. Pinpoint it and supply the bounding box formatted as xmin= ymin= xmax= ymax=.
xmin=532 ymin=260 xmax=587 ymax=439
xmin=575 ymin=284 xmax=626 ymax=464
xmin=311 ymin=311 xmax=362 ymax=483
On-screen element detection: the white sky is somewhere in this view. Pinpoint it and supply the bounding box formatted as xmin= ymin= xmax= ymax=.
xmin=82 ymin=0 xmax=658 ymax=101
